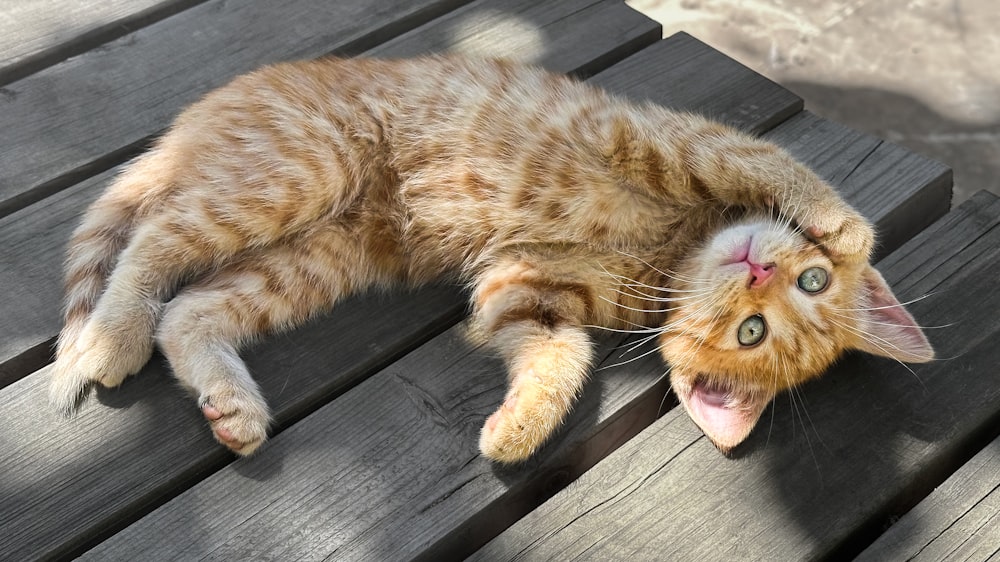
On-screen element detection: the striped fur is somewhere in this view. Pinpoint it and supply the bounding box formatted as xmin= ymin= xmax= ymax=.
xmin=50 ymin=56 xmax=932 ymax=462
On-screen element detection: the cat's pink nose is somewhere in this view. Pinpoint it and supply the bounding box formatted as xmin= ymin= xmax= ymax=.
xmin=748 ymin=262 xmax=775 ymax=287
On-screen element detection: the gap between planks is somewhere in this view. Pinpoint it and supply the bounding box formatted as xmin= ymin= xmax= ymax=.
xmin=476 ymin=192 xmax=999 ymax=561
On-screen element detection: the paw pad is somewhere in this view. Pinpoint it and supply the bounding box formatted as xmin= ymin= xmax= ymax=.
xmin=200 ymin=398 xmax=269 ymax=456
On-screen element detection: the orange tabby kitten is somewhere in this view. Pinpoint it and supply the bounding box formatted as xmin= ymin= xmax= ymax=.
xmin=49 ymin=56 xmax=933 ymax=462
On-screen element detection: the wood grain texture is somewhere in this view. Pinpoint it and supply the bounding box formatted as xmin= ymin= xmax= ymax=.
xmin=591 ymin=32 xmax=802 ymax=134
xmin=369 ymin=0 xmax=662 ymax=78
xmin=78 ymin=40 xmax=951 ymax=562
xmin=0 ymin=0 xmax=206 ymax=86
xmin=0 ymin=2 xmax=663 ymax=559
xmin=77 ymin=330 xmax=662 ymax=561
xmin=857 ymin=437 xmax=1000 ymax=562
xmin=0 ymin=0 xmax=474 ymax=218
xmin=475 ymin=191 xmax=1000 ymax=561
xmin=0 ymin=169 xmax=108 ymax=388
xmin=0 ymin=285 xmax=466 ymax=561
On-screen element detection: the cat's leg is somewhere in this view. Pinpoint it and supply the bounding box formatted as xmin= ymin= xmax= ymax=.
xmin=473 ymin=260 xmax=596 ymax=463
xmin=50 ymin=219 xmax=212 ymax=412
xmin=50 ymin=168 xmax=368 ymax=412
xmin=682 ymin=121 xmax=876 ymax=260
xmin=156 ymin=223 xmax=383 ymax=454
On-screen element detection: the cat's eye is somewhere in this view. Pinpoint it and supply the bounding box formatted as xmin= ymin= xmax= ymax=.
xmin=737 ymin=314 xmax=766 ymax=346
xmin=797 ymin=267 xmax=829 ymax=293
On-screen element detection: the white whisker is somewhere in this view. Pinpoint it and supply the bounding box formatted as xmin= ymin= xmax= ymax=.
xmin=598 ymin=296 xmax=676 ymax=314
xmin=604 ymin=271 xmax=709 ymax=294
xmin=585 ymin=324 xmax=663 ymax=335
xmin=829 ymin=317 xmax=926 ymax=388
xmin=613 ymin=250 xmax=712 ymax=285
xmin=827 ymin=309 xmax=954 ymax=330
xmin=597 ymin=339 xmax=668 ymax=370
xmin=612 ymin=287 xmax=715 ymax=301
xmin=833 ymin=291 xmax=937 ymax=312
xmin=656 ymin=367 xmax=677 ymax=417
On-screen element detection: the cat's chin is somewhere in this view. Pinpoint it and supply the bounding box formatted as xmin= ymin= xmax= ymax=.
xmin=674 ymin=375 xmax=773 ymax=453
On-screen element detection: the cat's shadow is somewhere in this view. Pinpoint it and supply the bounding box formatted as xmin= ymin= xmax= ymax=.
xmin=727 ymin=349 xmax=947 ymax=555
xmin=487 ymin=372 xmax=607 ymax=500
xmin=92 ymin=352 xmax=171 ymax=410
xmin=90 ymin=353 xmax=287 ymax=482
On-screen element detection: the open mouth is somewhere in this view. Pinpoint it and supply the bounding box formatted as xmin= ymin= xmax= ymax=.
xmin=692 ymin=377 xmax=738 ymax=408
xmin=677 ymin=375 xmax=773 ymax=452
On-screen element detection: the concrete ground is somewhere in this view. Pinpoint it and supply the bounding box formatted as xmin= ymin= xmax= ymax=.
xmin=629 ymin=0 xmax=1000 ymax=206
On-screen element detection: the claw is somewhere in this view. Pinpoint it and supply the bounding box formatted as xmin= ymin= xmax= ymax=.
xmin=199 ymin=397 xmax=270 ymax=456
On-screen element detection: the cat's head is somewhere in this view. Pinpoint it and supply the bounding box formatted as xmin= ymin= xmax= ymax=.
xmin=660 ymin=217 xmax=933 ymax=452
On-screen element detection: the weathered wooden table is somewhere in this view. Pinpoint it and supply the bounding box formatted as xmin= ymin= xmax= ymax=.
xmin=2 ymin=1 xmax=997 ymax=560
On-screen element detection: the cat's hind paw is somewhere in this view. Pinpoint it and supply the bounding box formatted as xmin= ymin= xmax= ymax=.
xmin=50 ymin=321 xmax=155 ymax=411
xmin=49 ymin=356 xmax=93 ymax=416
xmin=200 ymin=394 xmax=270 ymax=456
xmin=48 ymin=336 xmax=152 ymax=415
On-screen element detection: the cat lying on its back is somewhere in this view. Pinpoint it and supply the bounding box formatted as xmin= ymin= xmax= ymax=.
xmin=49 ymin=56 xmax=933 ymax=462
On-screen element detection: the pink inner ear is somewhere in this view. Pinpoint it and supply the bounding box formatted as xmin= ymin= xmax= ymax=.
xmin=856 ymin=267 xmax=935 ymax=363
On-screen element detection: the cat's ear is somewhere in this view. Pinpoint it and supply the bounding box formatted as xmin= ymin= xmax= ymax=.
xmin=851 ymin=266 xmax=934 ymax=363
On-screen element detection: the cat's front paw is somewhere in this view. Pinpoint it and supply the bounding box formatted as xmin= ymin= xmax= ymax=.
xmin=479 ymin=385 xmax=566 ymax=464
xmin=798 ymin=200 xmax=875 ymax=262
xmin=200 ymin=393 xmax=270 ymax=456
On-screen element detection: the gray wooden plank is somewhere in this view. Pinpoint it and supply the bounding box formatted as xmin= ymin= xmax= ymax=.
xmin=0 ymin=0 xmax=205 ymax=86
xmin=474 ymin=190 xmax=1000 ymax=561
xmin=78 ymin=41 xmax=950 ymax=562
xmin=0 ymin=0 xmax=475 ymax=219
xmin=0 ymin=287 xmax=465 ymax=561
xmin=75 ymin=331 xmax=652 ymax=560
xmin=0 ymin=3 xmax=663 ymax=559
xmin=0 ymin=170 xmax=106 ymax=389
xmin=858 ymin=437 xmax=1000 ymax=562
xmin=590 ymin=32 xmax=801 ymax=134
xmin=369 ymin=0 xmax=662 ymax=78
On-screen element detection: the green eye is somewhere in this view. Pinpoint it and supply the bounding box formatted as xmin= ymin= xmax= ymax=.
xmin=737 ymin=314 xmax=766 ymax=346
xmin=797 ymin=267 xmax=829 ymax=293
